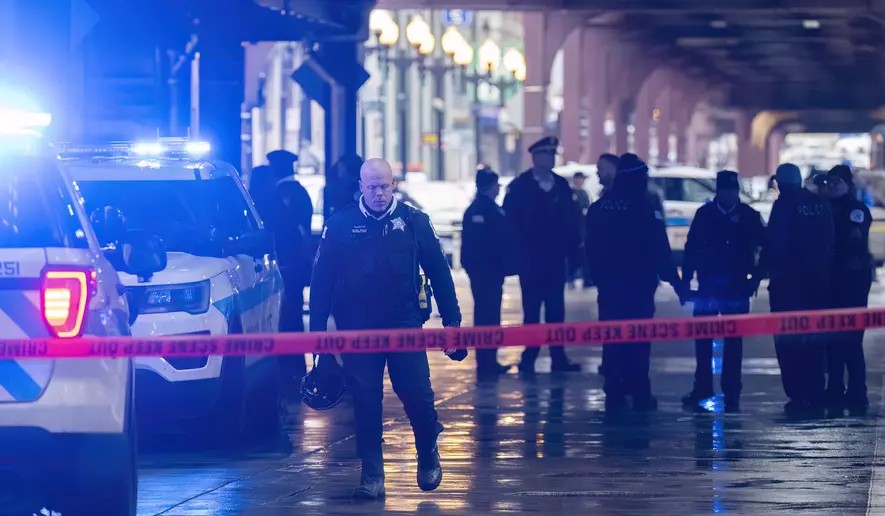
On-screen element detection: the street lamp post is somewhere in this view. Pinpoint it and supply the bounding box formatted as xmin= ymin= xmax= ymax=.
xmin=367 ymin=11 xmax=526 ymax=178
xmin=455 ymin=36 xmax=526 ymax=170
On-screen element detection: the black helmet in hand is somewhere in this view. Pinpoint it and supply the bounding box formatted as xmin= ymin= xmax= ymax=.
xmin=301 ymin=354 xmax=347 ymax=411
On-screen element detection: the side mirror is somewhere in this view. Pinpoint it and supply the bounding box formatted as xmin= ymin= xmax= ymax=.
xmin=123 ymin=230 xmax=167 ymax=282
xmin=231 ymin=229 xmax=273 ymax=259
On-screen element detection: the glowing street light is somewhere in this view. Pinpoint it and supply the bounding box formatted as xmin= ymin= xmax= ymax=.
xmin=418 ymin=32 xmax=435 ymax=56
xmin=503 ymin=48 xmax=525 ymax=77
xmin=378 ymin=20 xmax=399 ymax=47
xmin=369 ymin=9 xmax=393 ymax=37
xmin=441 ymin=27 xmax=466 ymax=56
xmin=478 ymin=38 xmax=501 ymax=73
xmin=406 ymin=15 xmax=431 ymax=48
xmin=453 ymin=41 xmax=474 ymax=67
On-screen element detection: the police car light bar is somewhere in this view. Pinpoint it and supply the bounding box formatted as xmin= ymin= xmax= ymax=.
xmin=54 ymin=138 xmax=211 ymax=159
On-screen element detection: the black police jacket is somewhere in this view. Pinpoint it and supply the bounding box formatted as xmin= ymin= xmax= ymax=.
xmin=309 ymin=198 xmax=461 ymax=331
xmin=682 ymin=201 xmax=766 ymax=297
xmin=829 ymin=195 xmax=873 ymax=307
xmin=461 ymin=195 xmax=518 ymax=281
xmin=273 ymin=178 xmax=315 ymax=287
xmin=502 ymin=170 xmax=581 ymax=277
xmin=756 ymin=187 xmax=835 ymax=311
xmin=585 ymin=181 xmax=681 ymax=297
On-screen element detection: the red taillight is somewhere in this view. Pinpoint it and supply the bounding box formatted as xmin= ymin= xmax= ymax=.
xmin=41 ymin=269 xmax=94 ymax=338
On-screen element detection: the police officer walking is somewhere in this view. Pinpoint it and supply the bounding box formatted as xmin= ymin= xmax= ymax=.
xmin=310 ymin=158 xmax=463 ymax=499
xmin=461 ymin=166 xmax=517 ymax=379
xmin=751 ymin=163 xmax=834 ymax=417
xmin=265 ymin=150 xmax=315 ymax=383
xmin=822 ymin=165 xmax=872 ymax=411
xmin=503 ymin=136 xmax=582 ymax=373
xmin=681 ymin=171 xmax=766 ymax=412
xmin=586 ymin=153 xmax=685 ymax=411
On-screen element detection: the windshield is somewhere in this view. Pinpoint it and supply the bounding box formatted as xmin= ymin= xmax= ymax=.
xmin=0 ymin=157 xmax=88 ymax=249
xmin=76 ymin=178 xmax=257 ymax=256
xmin=650 ymin=176 xmax=755 ymax=204
xmin=399 ymin=182 xmax=472 ymax=215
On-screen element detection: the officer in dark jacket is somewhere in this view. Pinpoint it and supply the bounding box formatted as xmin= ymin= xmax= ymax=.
xmin=822 ymin=165 xmax=872 ymax=410
xmin=586 ymin=153 xmax=685 ymax=411
xmin=681 ymin=171 xmax=766 ymax=412
xmin=503 ymin=136 xmax=582 ymax=373
xmin=461 ymin=166 xmax=517 ymax=378
xmin=751 ymin=162 xmax=835 ymax=416
xmin=266 ymin=150 xmax=314 ymax=382
xmin=310 ymin=158 xmax=462 ymax=499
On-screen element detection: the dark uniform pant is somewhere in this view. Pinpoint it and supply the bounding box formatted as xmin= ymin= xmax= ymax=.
xmin=279 ymin=272 xmax=307 ymax=380
xmin=826 ymin=330 xmax=867 ymax=400
xmin=599 ymin=291 xmax=655 ymax=399
xmin=469 ymin=276 xmax=504 ymax=371
xmin=826 ymin=292 xmax=869 ymax=402
xmin=519 ymin=273 xmax=570 ymax=366
xmin=771 ymin=290 xmax=827 ymax=407
xmin=342 ymin=351 xmax=439 ymax=479
xmin=692 ymin=295 xmax=749 ymax=399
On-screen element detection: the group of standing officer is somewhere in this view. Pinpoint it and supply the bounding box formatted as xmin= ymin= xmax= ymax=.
xmin=462 ymin=138 xmax=874 ymax=417
xmin=754 ymin=163 xmax=872 ymax=416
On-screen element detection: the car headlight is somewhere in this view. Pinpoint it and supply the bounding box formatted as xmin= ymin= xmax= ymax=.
xmin=128 ymin=280 xmax=210 ymax=315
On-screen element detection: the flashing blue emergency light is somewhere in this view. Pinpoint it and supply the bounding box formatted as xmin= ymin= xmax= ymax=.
xmin=0 ymin=108 xmax=52 ymax=136
xmin=54 ymin=138 xmax=212 ymax=160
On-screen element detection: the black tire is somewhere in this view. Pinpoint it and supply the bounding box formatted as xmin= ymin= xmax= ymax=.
xmin=247 ymin=357 xmax=288 ymax=439
xmin=62 ymin=365 xmax=138 ymax=515
xmin=206 ymin=318 xmax=247 ymax=446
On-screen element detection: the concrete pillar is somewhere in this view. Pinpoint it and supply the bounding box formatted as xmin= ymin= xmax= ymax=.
xmin=634 ymin=105 xmax=651 ymax=160
xmin=736 ymin=110 xmax=766 ymax=176
xmin=521 ymin=12 xmax=552 ymax=170
xmin=561 ymin=29 xmax=583 ymax=163
xmin=614 ymin=102 xmax=630 ymax=155
xmin=768 ymin=130 xmax=785 ymax=174
xmin=199 ymin=37 xmax=245 ymax=168
xmin=582 ymin=29 xmax=609 ymax=163
xmin=656 ymin=89 xmax=672 ymax=164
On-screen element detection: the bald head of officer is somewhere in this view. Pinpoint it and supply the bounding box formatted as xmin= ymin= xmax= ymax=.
xmin=360 ymin=158 xmax=396 ymax=213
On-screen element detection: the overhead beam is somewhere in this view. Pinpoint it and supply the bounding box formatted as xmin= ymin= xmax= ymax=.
xmin=377 ymin=0 xmax=871 ymax=14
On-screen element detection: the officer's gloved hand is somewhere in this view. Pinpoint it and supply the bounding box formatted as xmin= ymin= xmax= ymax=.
xmin=443 ymin=322 xmax=468 ymax=361
xmin=746 ymin=278 xmax=761 ymax=298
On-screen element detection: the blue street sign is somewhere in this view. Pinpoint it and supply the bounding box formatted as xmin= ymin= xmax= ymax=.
xmin=443 ymin=10 xmax=473 ymax=27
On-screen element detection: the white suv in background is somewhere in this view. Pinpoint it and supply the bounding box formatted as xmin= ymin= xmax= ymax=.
xmin=58 ymin=139 xmax=285 ymax=439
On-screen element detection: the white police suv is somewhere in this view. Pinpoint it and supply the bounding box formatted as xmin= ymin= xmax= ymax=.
xmin=0 ymin=112 xmax=137 ymax=514
xmin=57 ymin=139 xmax=285 ymax=438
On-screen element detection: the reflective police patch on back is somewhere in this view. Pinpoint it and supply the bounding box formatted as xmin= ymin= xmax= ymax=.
xmin=851 ymin=209 xmax=865 ymax=223
xmin=471 ymin=215 xmax=485 ymax=223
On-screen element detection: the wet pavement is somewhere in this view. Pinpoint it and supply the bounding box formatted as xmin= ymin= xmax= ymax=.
xmin=137 ymin=272 xmax=885 ymax=515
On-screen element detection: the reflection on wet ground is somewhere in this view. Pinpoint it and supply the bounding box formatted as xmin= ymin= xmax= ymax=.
xmin=137 ymin=274 xmax=885 ymax=514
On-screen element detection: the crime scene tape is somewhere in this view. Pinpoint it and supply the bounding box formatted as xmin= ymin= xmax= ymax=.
xmin=1 ymin=307 xmax=884 ymax=360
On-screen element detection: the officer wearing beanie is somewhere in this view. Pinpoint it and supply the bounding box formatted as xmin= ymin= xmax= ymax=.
xmin=504 ymin=136 xmax=582 ymax=373
xmin=822 ymin=165 xmax=872 ymax=411
xmin=751 ymin=162 xmax=834 ymax=417
xmin=461 ymin=166 xmax=519 ymax=378
xmin=586 ymin=153 xmax=686 ymax=411
xmin=681 ymin=170 xmax=766 ymax=412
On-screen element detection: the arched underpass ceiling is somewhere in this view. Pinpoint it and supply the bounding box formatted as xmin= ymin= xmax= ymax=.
xmin=378 ymin=0 xmax=885 ymax=111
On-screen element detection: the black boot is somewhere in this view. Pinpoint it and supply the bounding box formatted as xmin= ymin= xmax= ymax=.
xmin=632 ymin=395 xmax=658 ymax=412
xmin=681 ymin=389 xmax=715 ymax=406
xmin=551 ymin=360 xmax=582 ymax=373
xmin=352 ymin=474 xmax=385 ymax=500
xmin=477 ymin=363 xmax=512 ymax=380
xmin=417 ymin=445 xmax=442 ymax=492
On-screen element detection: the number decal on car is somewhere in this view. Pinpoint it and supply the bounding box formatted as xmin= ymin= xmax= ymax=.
xmin=0 ymin=262 xmax=20 ymax=276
